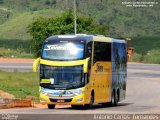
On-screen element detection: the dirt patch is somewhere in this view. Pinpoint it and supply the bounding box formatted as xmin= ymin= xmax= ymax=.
xmin=0 ymin=58 xmax=35 ymax=62
xmin=0 ymin=90 xmax=15 ymax=99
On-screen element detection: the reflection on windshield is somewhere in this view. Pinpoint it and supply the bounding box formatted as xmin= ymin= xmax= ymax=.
xmin=42 ymin=42 xmax=84 ymax=60
xmin=40 ymin=65 xmax=84 ymax=89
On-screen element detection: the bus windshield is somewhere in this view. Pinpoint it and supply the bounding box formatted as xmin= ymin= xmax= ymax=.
xmin=40 ymin=65 xmax=85 ymax=89
xmin=42 ymin=42 xmax=85 ymax=60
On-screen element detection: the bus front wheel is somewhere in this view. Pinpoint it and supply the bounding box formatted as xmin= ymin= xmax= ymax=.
xmin=85 ymin=92 xmax=94 ymax=109
xmin=48 ymin=104 xmax=55 ymax=109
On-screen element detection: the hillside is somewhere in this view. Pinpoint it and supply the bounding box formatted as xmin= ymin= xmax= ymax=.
xmin=0 ymin=0 xmax=159 ymax=63
xmin=0 ymin=0 xmax=159 ymax=40
xmin=0 ymin=8 xmax=63 ymax=40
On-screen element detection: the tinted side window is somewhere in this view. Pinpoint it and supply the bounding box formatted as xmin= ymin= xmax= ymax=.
xmin=86 ymin=42 xmax=93 ymax=58
xmin=86 ymin=41 xmax=93 ymax=68
xmin=94 ymin=42 xmax=111 ymax=63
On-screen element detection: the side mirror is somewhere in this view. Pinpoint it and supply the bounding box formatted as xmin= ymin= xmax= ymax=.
xmin=33 ymin=58 xmax=40 ymax=72
xmin=83 ymin=58 xmax=90 ymax=73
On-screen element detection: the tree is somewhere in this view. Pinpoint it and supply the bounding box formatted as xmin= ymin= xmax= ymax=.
xmin=27 ymin=10 xmax=109 ymax=57
xmin=44 ymin=0 xmax=56 ymax=7
xmin=0 ymin=0 xmax=3 ymax=4
xmin=45 ymin=0 xmax=51 ymax=6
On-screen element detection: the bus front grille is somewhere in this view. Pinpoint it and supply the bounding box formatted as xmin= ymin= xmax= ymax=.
xmin=49 ymin=98 xmax=72 ymax=103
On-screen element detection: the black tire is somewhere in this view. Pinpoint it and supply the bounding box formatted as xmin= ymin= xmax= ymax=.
xmin=101 ymin=102 xmax=111 ymax=107
xmin=109 ymin=91 xmax=119 ymax=106
xmin=85 ymin=93 xmax=94 ymax=109
xmin=71 ymin=105 xmax=83 ymax=109
xmin=48 ymin=104 xmax=55 ymax=109
xmin=112 ymin=91 xmax=118 ymax=106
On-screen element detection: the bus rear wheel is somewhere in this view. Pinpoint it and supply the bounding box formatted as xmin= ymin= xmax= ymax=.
xmin=48 ymin=104 xmax=55 ymax=109
xmin=111 ymin=91 xmax=118 ymax=106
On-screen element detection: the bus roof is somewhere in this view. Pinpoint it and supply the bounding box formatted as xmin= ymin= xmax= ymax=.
xmin=45 ymin=35 xmax=126 ymax=43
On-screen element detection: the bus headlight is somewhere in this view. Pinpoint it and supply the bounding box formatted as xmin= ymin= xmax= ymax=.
xmin=41 ymin=90 xmax=49 ymax=96
xmin=72 ymin=88 xmax=83 ymax=96
xmin=40 ymin=98 xmax=47 ymax=102
xmin=76 ymin=98 xmax=83 ymax=102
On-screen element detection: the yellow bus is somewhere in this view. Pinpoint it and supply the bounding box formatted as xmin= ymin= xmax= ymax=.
xmin=33 ymin=34 xmax=127 ymax=109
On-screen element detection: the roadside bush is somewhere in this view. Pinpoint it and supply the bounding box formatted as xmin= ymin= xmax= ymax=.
xmin=142 ymin=49 xmax=160 ymax=64
xmin=0 ymin=39 xmax=33 ymax=53
xmin=0 ymin=47 xmax=33 ymax=58
xmin=129 ymin=53 xmax=142 ymax=62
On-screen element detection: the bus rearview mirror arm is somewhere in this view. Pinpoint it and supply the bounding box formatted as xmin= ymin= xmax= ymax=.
xmin=33 ymin=57 xmax=40 ymax=72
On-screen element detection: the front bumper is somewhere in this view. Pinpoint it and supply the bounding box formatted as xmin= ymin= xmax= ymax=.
xmin=40 ymin=93 xmax=87 ymax=105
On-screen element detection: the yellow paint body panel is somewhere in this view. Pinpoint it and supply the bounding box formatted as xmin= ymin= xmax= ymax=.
xmin=39 ymin=87 xmax=90 ymax=105
xmin=38 ymin=61 xmax=112 ymax=105
xmin=32 ymin=35 xmax=126 ymax=106
xmin=40 ymin=58 xmax=90 ymax=73
xmin=33 ymin=57 xmax=40 ymax=72
xmin=33 ymin=36 xmax=112 ymax=105
xmin=89 ymin=62 xmax=112 ymax=103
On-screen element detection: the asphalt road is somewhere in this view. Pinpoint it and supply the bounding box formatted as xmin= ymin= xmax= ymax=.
xmin=0 ymin=63 xmax=160 ymax=120
xmin=0 ymin=62 xmax=33 ymax=72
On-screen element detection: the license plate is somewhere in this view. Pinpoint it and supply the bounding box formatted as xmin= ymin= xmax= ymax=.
xmin=57 ymin=99 xmax=64 ymax=102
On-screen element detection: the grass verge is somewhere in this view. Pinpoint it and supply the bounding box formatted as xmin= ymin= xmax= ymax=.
xmin=0 ymin=39 xmax=34 ymax=58
xmin=142 ymin=49 xmax=160 ymax=64
xmin=0 ymin=47 xmax=33 ymax=58
xmin=129 ymin=36 xmax=160 ymax=64
xmin=0 ymin=71 xmax=39 ymax=99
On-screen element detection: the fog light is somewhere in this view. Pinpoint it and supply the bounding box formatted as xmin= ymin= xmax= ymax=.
xmin=76 ymin=98 xmax=83 ymax=102
xmin=40 ymin=98 xmax=47 ymax=102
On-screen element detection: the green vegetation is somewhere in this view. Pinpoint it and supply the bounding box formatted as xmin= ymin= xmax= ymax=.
xmin=0 ymin=0 xmax=159 ymax=39
xmin=0 ymin=12 xmax=35 ymax=40
xmin=0 ymin=9 xmax=63 ymax=40
xmin=129 ymin=36 xmax=160 ymax=64
xmin=0 ymin=71 xmax=39 ymax=98
xmin=0 ymin=39 xmax=32 ymax=52
xmin=129 ymin=53 xmax=142 ymax=63
xmin=143 ymin=49 xmax=160 ymax=64
xmin=28 ymin=10 xmax=109 ymax=57
xmin=131 ymin=36 xmax=160 ymax=54
xmin=0 ymin=39 xmax=33 ymax=58
xmin=0 ymin=0 xmax=159 ymax=63
xmin=0 ymin=8 xmax=12 ymax=24
xmin=130 ymin=49 xmax=160 ymax=64
xmin=0 ymin=47 xmax=33 ymax=58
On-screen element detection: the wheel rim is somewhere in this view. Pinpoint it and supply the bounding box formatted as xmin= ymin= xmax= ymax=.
xmin=111 ymin=93 xmax=114 ymax=104
xmin=111 ymin=92 xmax=118 ymax=106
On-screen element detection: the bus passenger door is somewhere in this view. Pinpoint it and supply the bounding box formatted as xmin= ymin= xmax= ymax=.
xmin=92 ymin=41 xmax=112 ymax=103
